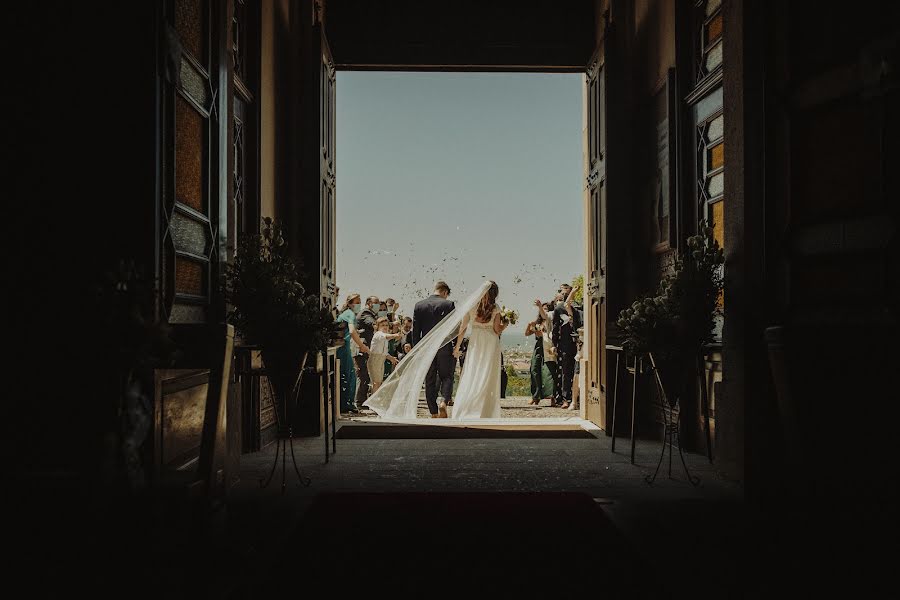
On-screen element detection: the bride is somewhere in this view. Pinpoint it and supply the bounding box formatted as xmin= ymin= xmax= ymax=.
xmin=363 ymin=280 xmax=508 ymax=420
xmin=449 ymin=280 xmax=506 ymax=419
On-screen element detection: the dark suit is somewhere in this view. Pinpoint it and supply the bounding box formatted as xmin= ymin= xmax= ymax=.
xmin=354 ymin=308 xmax=378 ymax=406
xmin=413 ymin=294 xmax=456 ymax=415
xmin=552 ymin=303 xmax=581 ymax=404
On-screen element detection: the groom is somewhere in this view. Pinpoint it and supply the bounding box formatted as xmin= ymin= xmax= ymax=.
xmin=412 ymin=281 xmax=456 ymax=418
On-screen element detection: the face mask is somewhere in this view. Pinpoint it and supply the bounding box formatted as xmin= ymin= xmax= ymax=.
xmin=377 ymin=310 xmax=388 ymax=318
xmin=350 ymin=303 xmax=362 ymax=314
xmin=371 ymin=303 xmax=381 ymax=312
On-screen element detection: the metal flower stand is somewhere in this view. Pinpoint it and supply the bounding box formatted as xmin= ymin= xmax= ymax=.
xmin=644 ymin=352 xmax=700 ymax=486
xmin=259 ymin=355 xmax=312 ymax=492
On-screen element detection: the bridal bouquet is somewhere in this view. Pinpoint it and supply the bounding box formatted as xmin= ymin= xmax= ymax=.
xmin=499 ymin=306 xmax=519 ymax=325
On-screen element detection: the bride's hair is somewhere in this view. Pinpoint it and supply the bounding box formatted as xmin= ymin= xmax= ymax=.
xmin=476 ymin=281 xmax=499 ymax=322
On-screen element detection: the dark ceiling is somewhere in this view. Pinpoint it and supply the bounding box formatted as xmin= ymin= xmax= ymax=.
xmin=325 ymin=0 xmax=597 ymax=72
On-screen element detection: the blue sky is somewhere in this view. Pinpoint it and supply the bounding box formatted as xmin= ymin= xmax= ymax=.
xmin=336 ymin=72 xmax=584 ymax=336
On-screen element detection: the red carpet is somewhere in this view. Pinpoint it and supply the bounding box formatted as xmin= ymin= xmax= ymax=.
xmin=258 ymin=492 xmax=663 ymax=597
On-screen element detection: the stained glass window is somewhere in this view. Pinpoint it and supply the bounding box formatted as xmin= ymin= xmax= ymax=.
xmin=170 ymin=211 xmax=210 ymax=256
xmin=712 ymin=201 xmax=725 ymax=248
xmin=180 ymin=56 xmax=210 ymax=108
xmin=697 ymin=111 xmax=725 ymax=205
xmin=175 ymin=256 xmax=205 ymax=296
xmin=696 ymin=0 xmax=724 ymax=83
xmin=688 ymin=1 xmax=726 ymax=325
xmin=175 ymin=96 xmax=206 ymax=212
xmin=175 ymin=0 xmax=206 ymax=64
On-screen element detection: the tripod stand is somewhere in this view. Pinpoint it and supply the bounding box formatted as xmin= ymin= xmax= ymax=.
xmin=259 ymin=353 xmax=312 ymax=492
xmin=644 ymin=352 xmax=700 ymax=486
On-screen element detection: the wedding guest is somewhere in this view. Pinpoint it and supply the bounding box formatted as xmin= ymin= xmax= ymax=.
xmin=562 ymin=281 xmax=584 ymax=410
xmin=368 ymin=317 xmax=401 ymax=393
xmin=398 ymin=316 xmax=414 ymax=360
xmin=553 ymin=283 xmax=581 ymax=409
xmin=525 ymin=305 xmax=555 ymax=406
xmin=336 ymin=294 xmax=370 ymax=414
xmin=537 ymin=300 xmax=562 ymax=406
xmin=385 ymin=298 xmax=399 ymax=321
xmin=384 ymin=320 xmax=401 ymax=376
xmin=354 ymin=295 xmax=380 ymax=407
xmin=376 ymin=298 xmax=391 ymax=320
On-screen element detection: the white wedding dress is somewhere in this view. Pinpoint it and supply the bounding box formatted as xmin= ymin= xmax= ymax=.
xmin=451 ymin=305 xmax=502 ymax=419
xmin=364 ymin=280 xmax=502 ymax=420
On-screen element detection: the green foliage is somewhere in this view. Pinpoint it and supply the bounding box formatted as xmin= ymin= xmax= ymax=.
xmin=505 ymin=373 xmax=531 ymax=396
xmin=225 ymin=218 xmax=335 ymax=361
xmin=616 ymin=221 xmax=724 ymax=395
xmin=454 ymin=369 xmax=531 ymax=397
xmin=572 ymin=274 xmax=584 ymax=304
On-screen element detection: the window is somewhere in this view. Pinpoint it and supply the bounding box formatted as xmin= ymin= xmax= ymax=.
xmin=684 ymin=0 xmax=725 ymax=334
xmin=696 ymin=0 xmax=723 ymax=84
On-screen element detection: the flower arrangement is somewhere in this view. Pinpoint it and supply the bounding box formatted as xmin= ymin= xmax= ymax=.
xmin=500 ymin=306 xmax=519 ymax=326
xmin=615 ymin=222 xmax=724 ymax=401
xmin=225 ymin=218 xmax=337 ymax=363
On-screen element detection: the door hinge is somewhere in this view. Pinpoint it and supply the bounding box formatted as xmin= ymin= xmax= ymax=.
xmin=588 ymin=269 xmax=606 ymax=302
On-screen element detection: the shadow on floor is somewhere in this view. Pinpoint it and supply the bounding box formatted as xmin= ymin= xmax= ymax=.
xmin=245 ymin=491 xmax=663 ymax=597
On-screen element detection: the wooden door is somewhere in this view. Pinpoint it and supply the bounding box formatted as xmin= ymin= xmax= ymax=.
xmin=294 ymin=6 xmax=337 ymax=436
xmin=584 ymin=30 xmax=610 ymax=428
xmin=320 ymin=30 xmax=337 ymax=308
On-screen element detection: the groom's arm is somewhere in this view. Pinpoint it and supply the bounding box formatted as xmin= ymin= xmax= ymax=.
xmin=448 ymin=301 xmax=457 ymax=348
xmin=412 ymin=310 xmax=422 ymax=347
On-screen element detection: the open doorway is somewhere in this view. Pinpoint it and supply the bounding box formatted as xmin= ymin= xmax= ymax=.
xmin=334 ymin=72 xmax=586 ymax=421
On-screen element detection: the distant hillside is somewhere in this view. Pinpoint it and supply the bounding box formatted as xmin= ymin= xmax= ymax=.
xmin=500 ymin=331 xmax=528 ymax=350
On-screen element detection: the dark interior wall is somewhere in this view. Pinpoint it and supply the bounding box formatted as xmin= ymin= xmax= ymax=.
xmin=11 ymin=2 xmax=159 ymax=476
xmin=729 ymin=0 xmax=899 ymax=511
xmin=777 ymin=0 xmax=898 ymax=506
xmin=630 ymin=0 xmax=678 ymax=290
xmin=607 ymin=0 xmax=699 ymax=446
xmin=260 ymin=0 xmax=294 ymax=221
xmin=720 ymin=0 xmax=761 ymax=487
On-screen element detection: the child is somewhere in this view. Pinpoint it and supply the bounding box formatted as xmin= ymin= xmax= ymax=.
xmin=368 ymin=316 xmax=402 ymax=393
xmin=384 ymin=321 xmax=402 ymax=376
